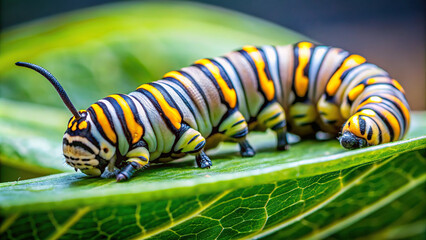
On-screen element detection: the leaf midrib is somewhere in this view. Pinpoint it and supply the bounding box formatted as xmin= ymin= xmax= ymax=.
xmin=133 ymin=190 xmax=231 ymax=240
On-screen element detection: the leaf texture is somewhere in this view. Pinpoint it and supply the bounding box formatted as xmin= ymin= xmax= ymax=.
xmin=0 ymin=148 xmax=424 ymax=239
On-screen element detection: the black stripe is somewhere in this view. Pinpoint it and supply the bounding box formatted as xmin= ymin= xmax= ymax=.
xmin=224 ymin=56 xmax=250 ymax=115
xmin=272 ymin=47 xmax=284 ymax=101
xmin=231 ymin=128 xmax=248 ymax=139
xmin=179 ymin=70 xmax=212 ymax=116
xmin=324 ymin=50 xmax=351 ymax=100
xmin=87 ymin=102 xmax=115 ymax=145
xmin=367 ymin=127 xmax=373 ymax=140
xmin=192 ymin=60 xmax=230 ymax=108
xmin=271 ymin=120 xmax=286 ymax=130
xmin=325 ymin=120 xmax=337 ymax=124
xmin=312 ymin=46 xmax=331 ymax=93
xmin=129 ymin=93 xmax=155 ymax=139
xmin=162 ymin=80 xmax=197 ymax=121
xmin=257 ymin=48 xmax=274 ymax=88
xmin=264 ymin=112 xmax=282 ymax=124
xmin=238 ymin=47 xmax=275 ymax=101
xmin=164 ymin=77 xmax=204 ymax=114
xmin=292 ymin=113 xmax=306 ymax=119
xmin=63 ymin=138 xmax=95 ymax=154
xmin=359 ymin=107 xmax=394 ymax=141
xmin=359 ymin=114 xmax=381 ymax=143
xmin=150 ymin=82 xmax=183 ymax=117
xmin=345 ymin=74 xmax=387 ymax=104
xmin=359 ymin=117 xmax=366 ymax=135
xmin=291 ymin=43 xmax=314 ymax=102
xmin=211 ymin=59 xmax=235 ymax=92
xmin=105 ymin=96 xmax=133 ymax=144
xmin=121 ymin=94 xmax=143 ymax=127
xmin=136 ymin=86 xmax=179 ymax=132
xmin=232 ymin=119 xmax=245 ymax=127
xmin=187 ymin=134 xmax=199 ymax=144
xmin=380 ymin=96 xmax=407 ymax=128
xmin=340 ymin=62 xmax=368 ymax=82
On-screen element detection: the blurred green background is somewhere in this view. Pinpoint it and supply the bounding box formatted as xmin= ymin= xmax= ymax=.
xmin=2 ymin=0 xmax=425 ymax=110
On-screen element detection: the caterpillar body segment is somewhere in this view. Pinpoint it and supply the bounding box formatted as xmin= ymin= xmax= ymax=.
xmin=16 ymin=41 xmax=410 ymax=181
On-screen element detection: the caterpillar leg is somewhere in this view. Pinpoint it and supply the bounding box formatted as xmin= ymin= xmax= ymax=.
xmin=257 ymin=102 xmax=289 ymax=150
xmin=219 ymin=110 xmax=255 ymax=157
xmin=275 ymin=127 xmax=289 ymax=151
xmin=239 ymin=140 xmax=255 ymax=157
xmin=195 ymin=150 xmax=212 ymax=168
xmin=172 ymin=125 xmax=212 ymax=168
xmin=116 ymin=146 xmax=150 ymax=182
xmin=174 ymin=126 xmax=206 ymax=154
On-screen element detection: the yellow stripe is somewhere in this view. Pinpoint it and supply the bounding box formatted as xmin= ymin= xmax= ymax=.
xmin=137 ymin=84 xmax=182 ymax=129
xmin=294 ymin=42 xmax=313 ymax=97
xmin=68 ymin=117 xmax=75 ymax=128
xmin=163 ymin=71 xmax=190 ymax=86
xmin=194 ymin=58 xmax=237 ymax=108
xmin=71 ymin=122 xmax=77 ymax=131
xmin=349 ymin=114 xmax=362 ymax=136
xmin=110 ymin=95 xmax=143 ymax=144
xmin=326 ymin=54 xmax=366 ymax=96
xmin=385 ymin=94 xmax=410 ymax=126
xmin=242 ymin=46 xmax=275 ymax=101
xmin=348 ymin=84 xmax=365 ymax=101
xmin=356 ymin=96 xmax=382 ymax=111
xmin=392 ymin=79 xmax=405 ymax=93
xmin=91 ymin=103 xmax=117 ymax=143
xmin=78 ymin=121 xmax=88 ymax=130
xmin=366 ymin=77 xmax=389 ymax=85
xmin=382 ymin=109 xmax=401 ymax=141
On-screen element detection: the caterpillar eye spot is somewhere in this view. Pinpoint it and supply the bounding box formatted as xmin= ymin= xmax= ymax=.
xmin=17 ymin=41 xmax=410 ymax=181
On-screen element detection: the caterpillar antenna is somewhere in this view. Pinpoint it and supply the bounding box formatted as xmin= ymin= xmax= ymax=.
xmin=15 ymin=62 xmax=81 ymax=120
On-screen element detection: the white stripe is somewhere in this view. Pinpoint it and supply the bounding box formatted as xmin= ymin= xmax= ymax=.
xmin=309 ymin=46 xmax=329 ymax=100
xmin=261 ymin=46 xmax=281 ymax=102
xmin=128 ymin=94 xmax=157 ymax=152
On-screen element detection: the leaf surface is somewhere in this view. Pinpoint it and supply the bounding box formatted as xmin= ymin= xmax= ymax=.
xmin=0 ymin=139 xmax=424 ymax=239
xmin=0 ymin=112 xmax=425 ymax=239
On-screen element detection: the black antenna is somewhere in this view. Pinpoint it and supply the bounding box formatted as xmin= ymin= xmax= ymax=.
xmin=15 ymin=62 xmax=81 ymax=120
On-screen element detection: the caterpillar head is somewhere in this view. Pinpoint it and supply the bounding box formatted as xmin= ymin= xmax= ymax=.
xmin=63 ymin=110 xmax=116 ymax=176
xmin=16 ymin=62 xmax=116 ymax=176
xmin=339 ymin=111 xmax=380 ymax=149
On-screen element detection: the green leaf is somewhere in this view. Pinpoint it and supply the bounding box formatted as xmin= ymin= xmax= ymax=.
xmin=0 ymin=137 xmax=424 ymax=239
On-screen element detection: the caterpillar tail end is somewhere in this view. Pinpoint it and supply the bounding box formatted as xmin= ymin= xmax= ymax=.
xmin=339 ymin=131 xmax=368 ymax=150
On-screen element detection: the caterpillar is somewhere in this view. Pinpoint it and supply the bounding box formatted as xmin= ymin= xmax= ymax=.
xmin=16 ymin=41 xmax=410 ymax=181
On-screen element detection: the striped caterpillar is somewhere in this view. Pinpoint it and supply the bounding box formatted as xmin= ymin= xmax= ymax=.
xmin=16 ymin=41 xmax=410 ymax=181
